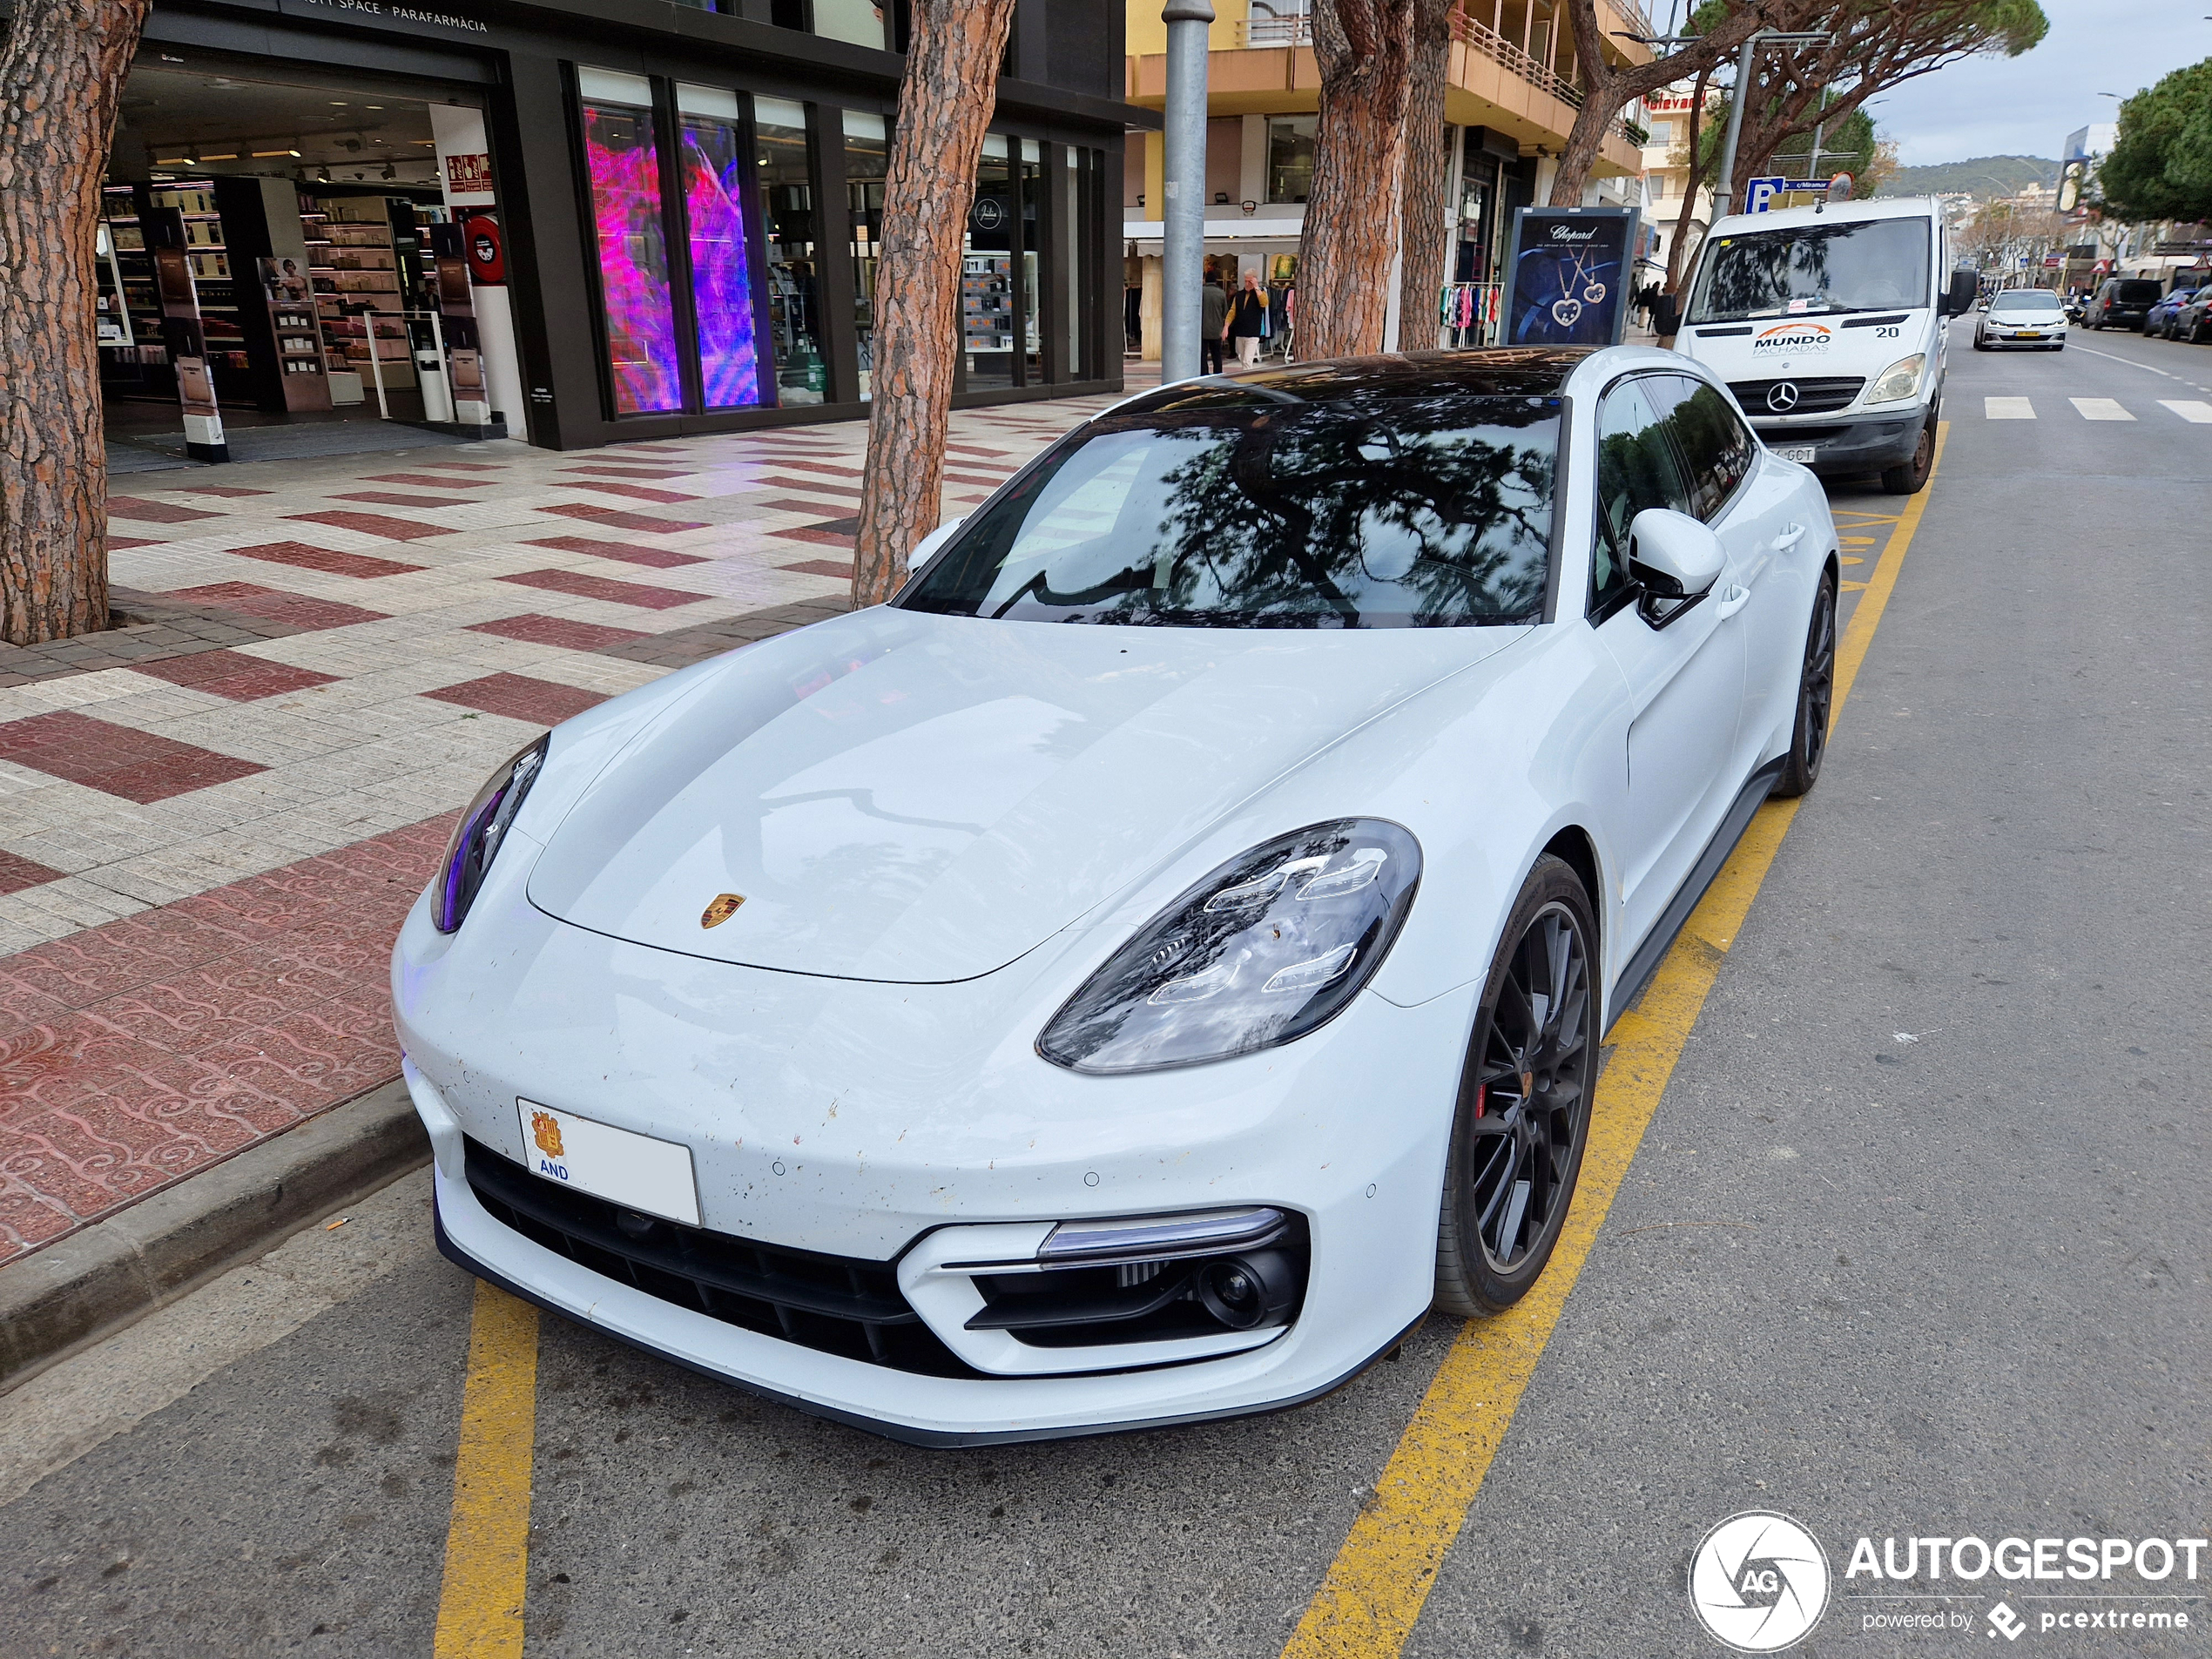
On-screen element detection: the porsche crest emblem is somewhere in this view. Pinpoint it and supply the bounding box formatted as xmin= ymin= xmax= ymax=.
xmin=529 ymin=1109 xmax=564 ymax=1158
xmin=700 ymin=893 xmax=746 ymax=929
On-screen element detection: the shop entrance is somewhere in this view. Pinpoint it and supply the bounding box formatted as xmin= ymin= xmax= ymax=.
xmin=101 ymin=51 xmax=523 ymax=464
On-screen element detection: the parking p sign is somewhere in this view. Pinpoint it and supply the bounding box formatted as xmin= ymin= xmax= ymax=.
xmin=1746 ymin=176 xmax=1786 ymax=214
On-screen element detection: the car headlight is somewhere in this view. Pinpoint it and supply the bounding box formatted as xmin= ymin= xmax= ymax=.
xmin=1865 ymin=354 xmax=1925 ymax=405
xmin=434 ymin=737 xmax=548 ymax=933
xmin=1037 ymin=819 xmax=1420 ymax=1075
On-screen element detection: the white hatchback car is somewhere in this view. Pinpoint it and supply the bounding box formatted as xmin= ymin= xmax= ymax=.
xmin=1974 ymin=287 xmax=2067 ymax=350
xmin=394 ymin=348 xmax=1839 ymax=1444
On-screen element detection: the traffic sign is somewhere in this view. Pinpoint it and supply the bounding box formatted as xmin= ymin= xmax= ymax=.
xmin=1746 ymin=176 xmax=1786 ymax=213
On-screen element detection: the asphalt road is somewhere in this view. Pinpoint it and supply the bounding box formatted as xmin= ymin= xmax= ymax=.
xmin=5 ymin=320 xmax=2205 ymax=1658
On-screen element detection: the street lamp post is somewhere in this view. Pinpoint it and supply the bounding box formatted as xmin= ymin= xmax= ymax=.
xmin=1160 ymin=0 xmax=1215 ymax=383
xmin=1711 ymin=29 xmax=1833 ymax=218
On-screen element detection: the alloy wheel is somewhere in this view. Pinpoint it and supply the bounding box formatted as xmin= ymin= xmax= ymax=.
xmin=1801 ymin=581 xmax=1837 ymax=777
xmin=1464 ymin=903 xmax=1593 ymax=1274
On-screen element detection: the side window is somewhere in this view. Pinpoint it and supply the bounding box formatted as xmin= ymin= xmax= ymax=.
xmin=1592 ymin=378 xmax=1693 ymax=616
xmin=1655 ymin=374 xmax=1755 ymax=522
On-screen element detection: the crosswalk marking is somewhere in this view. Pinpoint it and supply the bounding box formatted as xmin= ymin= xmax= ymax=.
xmin=2070 ymin=397 xmax=2136 ymax=421
xmin=1986 ymin=396 xmax=2036 ymax=419
xmin=2157 ymin=400 xmax=2212 ymax=424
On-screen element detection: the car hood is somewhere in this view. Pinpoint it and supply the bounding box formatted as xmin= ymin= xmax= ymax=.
xmin=527 ymin=608 xmax=1525 ymax=983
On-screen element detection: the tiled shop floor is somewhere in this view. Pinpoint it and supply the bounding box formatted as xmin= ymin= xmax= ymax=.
xmin=0 ymin=395 xmax=1124 ymax=1261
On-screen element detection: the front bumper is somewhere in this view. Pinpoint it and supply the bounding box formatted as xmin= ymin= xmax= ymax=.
xmin=395 ymin=863 xmax=1468 ymax=1443
xmin=1752 ymin=403 xmax=1927 ymax=476
xmin=1982 ymin=327 xmax=2065 ymax=347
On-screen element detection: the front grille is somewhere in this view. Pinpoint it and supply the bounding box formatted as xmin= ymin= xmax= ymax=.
xmin=462 ymin=1136 xmax=976 ymax=1377
xmin=1729 ymin=375 xmax=1866 ymax=415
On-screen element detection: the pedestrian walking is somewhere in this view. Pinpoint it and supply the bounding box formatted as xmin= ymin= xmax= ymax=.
xmin=1226 ymin=270 xmax=1268 ymax=369
xmin=1201 ymin=275 xmax=1227 ymax=375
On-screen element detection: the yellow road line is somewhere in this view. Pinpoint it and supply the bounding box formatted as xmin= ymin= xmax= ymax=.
xmin=434 ymin=1280 xmax=541 ymax=1658
xmin=1278 ymin=432 xmax=1948 ymax=1659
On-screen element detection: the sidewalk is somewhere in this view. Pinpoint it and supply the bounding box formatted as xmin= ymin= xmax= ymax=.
xmin=0 ymin=390 xmax=1127 ymax=1265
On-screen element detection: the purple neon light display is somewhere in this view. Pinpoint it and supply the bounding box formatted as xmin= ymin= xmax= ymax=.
xmin=582 ymin=102 xmax=682 ymax=415
xmin=681 ymin=117 xmax=764 ymax=409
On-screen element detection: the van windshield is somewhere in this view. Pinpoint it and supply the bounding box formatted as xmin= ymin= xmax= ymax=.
xmin=1686 ymin=218 xmax=1931 ymax=323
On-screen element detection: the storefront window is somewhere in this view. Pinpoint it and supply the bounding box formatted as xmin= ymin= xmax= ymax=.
xmin=965 ymin=134 xmax=1015 ymax=389
xmin=812 ymin=0 xmax=886 ymax=46
xmin=577 ymin=71 xmax=680 ymax=415
xmin=675 ymin=84 xmax=762 ymax=410
xmin=755 ymin=97 xmax=825 ymax=405
xmin=843 ymin=110 xmax=889 ymax=401
xmin=1020 ymin=138 xmax=1043 ymax=383
xmin=1266 ymin=116 xmax=1315 ymax=206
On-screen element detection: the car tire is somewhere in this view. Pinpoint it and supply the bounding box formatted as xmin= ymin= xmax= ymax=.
xmin=1433 ymin=856 xmax=1597 ymax=1318
xmin=1879 ymin=415 xmax=1935 ymax=496
xmin=1772 ymin=570 xmax=1837 ymax=800
xmin=1973 ymin=333 xmax=1990 ymax=350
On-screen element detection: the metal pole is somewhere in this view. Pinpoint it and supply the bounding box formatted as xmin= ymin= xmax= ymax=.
xmin=1160 ymin=0 xmax=1215 ymax=382
xmin=1711 ymin=33 xmax=1757 ymax=221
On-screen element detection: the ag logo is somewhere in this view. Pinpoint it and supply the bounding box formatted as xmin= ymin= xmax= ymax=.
xmin=1689 ymin=1512 xmax=1831 ymax=1652
xmin=1765 ymin=381 xmax=1801 ymax=413
xmin=700 ymin=892 xmax=746 ymax=928
xmin=529 ymin=1109 xmax=564 ymax=1159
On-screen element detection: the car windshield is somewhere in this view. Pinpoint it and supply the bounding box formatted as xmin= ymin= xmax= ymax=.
xmin=1686 ymin=218 xmax=1931 ymax=322
xmin=898 ymin=395 xmax=1559 ymax=629
xmin=1991 ymin=292 xmax=2061 ymax=313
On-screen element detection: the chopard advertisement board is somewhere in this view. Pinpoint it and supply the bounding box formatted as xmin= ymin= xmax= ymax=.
xmin=1501 ymin=206 xmax=1641 ymax=347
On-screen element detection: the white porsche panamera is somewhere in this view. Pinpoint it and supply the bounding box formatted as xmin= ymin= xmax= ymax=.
xmin=394 ymin=347 xmax=1839 ymax=1445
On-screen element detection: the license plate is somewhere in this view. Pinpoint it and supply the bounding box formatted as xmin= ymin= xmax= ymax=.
xmin=2015 ymin=331 xmax=2043 ymax=340
xmin=516 ymin=1099 xmax=701 ymax=1225
xmin=1772 ymin=446 xmax=1817 ymax=463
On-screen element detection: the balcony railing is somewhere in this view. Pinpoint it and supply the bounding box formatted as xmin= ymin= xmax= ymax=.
xmin=1230 ymin=4 xmax=1643 ymax=152
xmin=1453 ymin=10 xmax=1582 ymax=108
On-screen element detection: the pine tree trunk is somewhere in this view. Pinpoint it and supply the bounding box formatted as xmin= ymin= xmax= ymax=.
xmin=850 ymin=0 xmax=1019 ymax=609
xmin=1299 ymin=0 xmax=1416 ymax=361
xmin=1666 ymin=62 xmax=1716 ymax=293
xmin=1393 ymin=0 xmax=1453 ymax=352
xmin=0 ymin=0 xmax=145 ymax=644
xmin=1547 ymin=93 xmax=1620 ymax=208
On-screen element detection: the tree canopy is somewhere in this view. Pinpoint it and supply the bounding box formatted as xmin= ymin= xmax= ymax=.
xmin=2096 ymin=57 xmax=2212 ymax=225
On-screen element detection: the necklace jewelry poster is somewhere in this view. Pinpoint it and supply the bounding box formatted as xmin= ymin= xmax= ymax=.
xmin=1501 ymin=206 xmax=1640 ymax=347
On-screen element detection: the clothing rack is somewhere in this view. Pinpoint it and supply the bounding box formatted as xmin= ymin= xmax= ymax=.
xmin=1439 ymin=282 xmax=1501 ymax=348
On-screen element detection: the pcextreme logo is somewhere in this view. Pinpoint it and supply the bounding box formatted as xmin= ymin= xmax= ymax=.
xmin=1689 ymin=1512 xmax=1832 ymax=1652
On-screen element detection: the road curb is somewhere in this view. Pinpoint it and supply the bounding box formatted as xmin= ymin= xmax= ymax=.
xmin=0 ymin=1078 xmax=428 ymax=1393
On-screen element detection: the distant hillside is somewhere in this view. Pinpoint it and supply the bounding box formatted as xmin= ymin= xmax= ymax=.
xmin=1873 ymin=155 xmax=2059 ymax=199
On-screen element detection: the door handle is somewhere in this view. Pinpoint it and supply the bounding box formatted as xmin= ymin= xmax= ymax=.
xmin=1773 ymin=522 xmax=1806 ymax=550
xmin=1715 ymin=583 xmax=1752 ymax=619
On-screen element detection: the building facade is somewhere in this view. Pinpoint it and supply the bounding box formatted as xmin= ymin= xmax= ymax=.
xmin=90 ymin=0 xmax=1140 ymax=452
xmin=1118 ymin=0 xmax=1651 ymax=356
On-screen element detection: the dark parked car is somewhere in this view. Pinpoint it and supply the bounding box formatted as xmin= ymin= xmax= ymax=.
xmin=2175 ymin=287 xmax=2212 ymax=345
xmin=2145 ymin=287 xmax=2201 ymax=338
xmin=2086 ymin=277 xmax=2164 ymax=329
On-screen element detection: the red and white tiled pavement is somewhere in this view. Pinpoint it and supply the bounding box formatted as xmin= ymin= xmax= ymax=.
xmin=0 ymin=391 xmax=1126 ymax=1264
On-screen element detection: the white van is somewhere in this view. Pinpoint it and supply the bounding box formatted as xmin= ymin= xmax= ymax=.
xmin=1669 ymin=196 xmax=1979 ymax=495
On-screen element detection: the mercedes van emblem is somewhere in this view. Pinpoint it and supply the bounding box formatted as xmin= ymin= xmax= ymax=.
xmin=1766 ymin=381 xmax=1801 ymax=413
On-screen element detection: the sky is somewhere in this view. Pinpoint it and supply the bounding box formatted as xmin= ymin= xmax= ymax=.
xmin=1868 ymin=0 xmax=2209 ymax=165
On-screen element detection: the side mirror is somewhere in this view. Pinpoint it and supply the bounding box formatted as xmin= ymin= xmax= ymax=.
xmin=1651 ymin=293 xmax=1682 ymax=337
xmin=1943 ymin=268 xmax=1979 ymax=318
xmin=1628 ymin=508 xmax=1724 ymax=628
xmin=892 ymin=515 xmax=968 ymax=598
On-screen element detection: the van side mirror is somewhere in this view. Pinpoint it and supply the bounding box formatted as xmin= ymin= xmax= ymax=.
xmin=1628 ymin=509 xmax=1724 ymax=627
xmin=1943 ymin=268 xmax=1979 ymax=318
xmin=1652 ymin=293 xmax=1682 ymax=337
